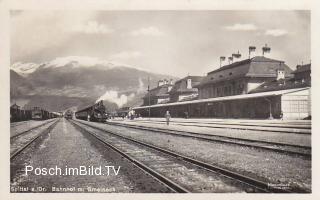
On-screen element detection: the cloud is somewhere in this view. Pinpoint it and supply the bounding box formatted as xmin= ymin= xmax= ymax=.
xmin=130 ymin=26 xmax=164 ymax=36
xmin=225 ymin=23 xmax=257 ymax=31
xmin=265 ymin=29 xmax=288 ymax=37
xmin=49 ymin=56 xmax=110 ymax=68
xmin=11 ymin=11 xmax=97 ymax=61
xmin=71 ymin=21 xmax=114 ymax=34
xmin=110 ymin=51 xmax=142 ymax=60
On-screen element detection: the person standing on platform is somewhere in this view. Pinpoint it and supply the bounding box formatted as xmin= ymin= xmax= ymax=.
xmin=165 ymin=110 xmax=171 ymax=125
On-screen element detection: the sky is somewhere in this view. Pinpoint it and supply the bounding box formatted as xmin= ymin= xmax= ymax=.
xmin=10 ymin=10 xmax=310 ymax=77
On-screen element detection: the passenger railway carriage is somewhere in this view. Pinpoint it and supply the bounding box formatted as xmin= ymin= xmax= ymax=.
xmin=10 ymin=103 xmax=60 ymax=122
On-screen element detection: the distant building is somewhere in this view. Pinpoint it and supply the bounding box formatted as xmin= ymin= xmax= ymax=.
xmin=169 ymin=76 xmax=203 ymax=102
xmin=250 ymin=63 xmax=311 ymax=93
xmin=292 ymin=63 xmax=311 ymax=85
xmin=196 ymin=56 xmax=293 ymax=99
xmin=142 ymin=79 xmax=173 ymax=106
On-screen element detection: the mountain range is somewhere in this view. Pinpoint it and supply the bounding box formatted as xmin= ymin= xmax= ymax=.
xmin=10 ymin=56 xmax=177 ymax=112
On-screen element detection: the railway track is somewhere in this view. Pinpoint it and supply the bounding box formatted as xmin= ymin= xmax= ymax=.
xmin=10 ymin=121 xmax=29 ymax=128
xmin=71 ymin=119 xmax=302 ymax=193
xmin=10 ymin=119 xmax=57 ymax=139
xmin=137 ymin=119 xmax=311 ymax=129
xmin=130 ymin=120 xmax=311 ymax=134
xmin=105 ymin=121 xmax=311 ymax=158
xmin=10 ymin=119 xmax=59 ymax=160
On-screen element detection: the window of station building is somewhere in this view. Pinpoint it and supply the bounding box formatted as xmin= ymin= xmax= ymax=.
xmin=228 ymin=86 xmax=232 ymax=95
xmin=224 ymin=86 xmax=228 ymax=96
xmin=217 ymin=88 xmax=221 ymax=97
xmin=229 ymin=72 xmax=233 ymax=76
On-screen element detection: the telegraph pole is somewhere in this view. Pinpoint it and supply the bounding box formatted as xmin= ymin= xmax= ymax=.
xmin=148 ymin=76 xmax=151 ymax=120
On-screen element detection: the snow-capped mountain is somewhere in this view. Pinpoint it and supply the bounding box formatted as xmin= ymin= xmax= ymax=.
xmin=10 ymin=56 xmax=177 ymax=111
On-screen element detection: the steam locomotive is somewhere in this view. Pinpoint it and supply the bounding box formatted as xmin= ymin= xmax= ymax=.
xmin=75 ymin=100 xmax=108 ymax=122
xmin=64 ymin=110 xmax=73 ymax=119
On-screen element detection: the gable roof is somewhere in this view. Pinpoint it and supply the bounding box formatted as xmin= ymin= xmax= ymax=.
xmin=197 ymin=56 xmax=293 ymax=87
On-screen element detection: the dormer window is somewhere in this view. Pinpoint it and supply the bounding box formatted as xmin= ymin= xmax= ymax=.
xmin=187 ymin=79 xmax=192 ymax=89
xmin=276 ymin=69 xmax=285 ymax=80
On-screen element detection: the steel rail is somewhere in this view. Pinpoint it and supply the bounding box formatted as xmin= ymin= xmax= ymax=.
xmin=136 ymin=119 xmax=311 ymax=130
xmin=73 ymin=120 xmax=303 ymax=193
xmin=10 ymin=120 xmax=59 ymax=160
xmin=10 ymin=119 xmax=57 ymax=139
xmin=105 ymin=121 xmax=311 ymax=158
xmin=70 ymin=120 xmax=189 ymax=193
xmin=132 ymin=120 xmax=311 ymax=134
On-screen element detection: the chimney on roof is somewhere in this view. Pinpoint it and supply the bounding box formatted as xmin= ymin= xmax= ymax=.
xmin=158 ymin=80 xmax=164 ymax=87
xmin=262 ymin=44 xmax=271 ymax=56
xmin=249 ymin=46 xmax=256 ymax=58
xmin=169 ymin=79 xmax=173 ymax=85
xmin=232 ymin=51 xmax=241 ymax=62
xmin=220 ymin=56 xmax=226 ymax=67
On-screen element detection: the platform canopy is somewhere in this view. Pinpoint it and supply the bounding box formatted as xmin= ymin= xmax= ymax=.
xmin=134 ymin=87 xmax=310 ymax=109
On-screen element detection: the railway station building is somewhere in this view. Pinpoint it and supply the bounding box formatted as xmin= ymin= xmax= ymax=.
xmin=135 ymin=57 xmax=311 ymax=120
xmin=142 ymin=79 xmax=173 ymax=106
xmin=168 ymin=76 xmax=203 ymax=102
xmin=196 ymin=56 xmax=294 ymax=98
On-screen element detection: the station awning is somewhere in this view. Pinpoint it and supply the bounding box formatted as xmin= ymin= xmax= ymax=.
xmin=133 ymin=87 xmax=310 ymax=109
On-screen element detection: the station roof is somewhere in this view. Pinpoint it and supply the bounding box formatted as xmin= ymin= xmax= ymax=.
xmin=134 ymin=87 xmax=310 ymax=109
xmin=197 ymin=56 xmax=293 ymax=87
xmin=250 ymin=78 xmax=311 ymax=93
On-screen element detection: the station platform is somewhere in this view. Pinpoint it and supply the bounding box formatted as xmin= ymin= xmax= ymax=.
xmin=108 ymin=118 xmax=311 ymax=147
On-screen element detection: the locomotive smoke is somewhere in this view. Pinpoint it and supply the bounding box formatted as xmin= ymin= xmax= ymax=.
xmin=95 ymin=90 xmax=135 ymax=107
xmin=95 ymin=78 xmax=145 ymax=107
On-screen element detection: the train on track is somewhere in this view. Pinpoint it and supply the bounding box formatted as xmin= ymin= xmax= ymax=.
xmin=75 ymin=100 xmax=108 ymax=122
xmin=10 ymin=103 xmax=61 ymax=122
xmin=64 ymin=110 xmax=73 ymax=119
